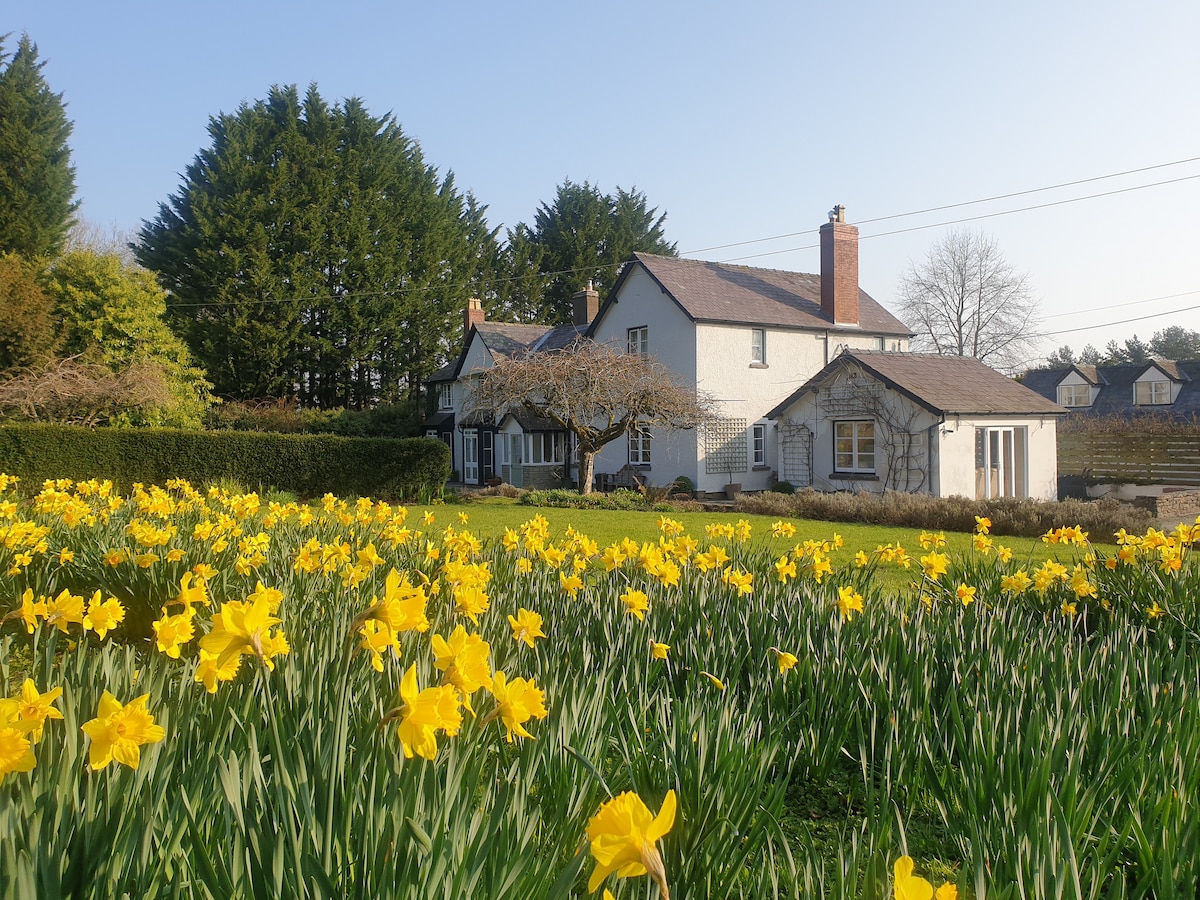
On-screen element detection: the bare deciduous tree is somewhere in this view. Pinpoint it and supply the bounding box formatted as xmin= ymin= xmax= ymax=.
xmin=0 ymin=357 xmax=171 ymax=426
xmin=897 ymin=230 xmax=1040 ymax=373
xmin=466 ymin=340 xmax=715 ymax=494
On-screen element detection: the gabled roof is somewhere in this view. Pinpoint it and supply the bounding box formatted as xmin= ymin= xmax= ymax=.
xmin=1024 ymin=360 xmax=1200 ymax=417
xmin=594 ymin=252 xmax=912 ymax=337
xmin=474 ymin=323 xmax=556 ymax=359
xmin=1145 ymin=359 xmax=1190 ymax=382
xmin=769 ymin=351 xmax=1067 ymax=419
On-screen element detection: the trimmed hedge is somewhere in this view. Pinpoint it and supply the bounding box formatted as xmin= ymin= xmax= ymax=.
xmin=0 ymin=425 xmax=449 ymax=499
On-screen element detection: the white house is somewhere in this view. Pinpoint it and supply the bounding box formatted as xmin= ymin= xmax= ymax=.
xmin=424 ymin=295 xmax=595 ymax=488
xmin=767 ymin=351 xmax=1067 ymax=500
xmin=585 ymin=207 xmax=912 ymax=494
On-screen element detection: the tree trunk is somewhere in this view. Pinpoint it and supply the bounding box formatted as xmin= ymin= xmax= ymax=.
xmin=579 ymin=449 xmax=596 ymax=495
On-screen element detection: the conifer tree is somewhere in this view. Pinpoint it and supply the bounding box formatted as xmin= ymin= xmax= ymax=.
xmin=0 ymin=34 xmax=78 ymax=259
xmin=135 ymin=85 xmax=495 ymax=409
xmin=497 ymin=180 xmax=675 ymax=325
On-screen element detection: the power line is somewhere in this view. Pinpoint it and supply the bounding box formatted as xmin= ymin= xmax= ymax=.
xmin=715 ymin=172 xmax=1200 ymax=263
xmin=1041 ymin=289 xmax=1200 ymax=320
xmin=1038 ymin=302 xmax=1200 ymax=338
xmin=681 ymin=155 xmax=1200 ymax=256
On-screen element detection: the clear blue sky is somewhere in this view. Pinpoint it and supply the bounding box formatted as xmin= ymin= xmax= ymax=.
xmin=8 ymin=0 xmax=1200 ymax=365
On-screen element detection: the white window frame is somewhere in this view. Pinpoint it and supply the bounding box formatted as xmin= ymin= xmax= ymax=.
xmin=628 ymin=426 xmax=652 ymax=466
xmin=524 ymin=432 xmax=565 ymax=466
xmin=751 ymin=329 xmax=766 ymax=365
xmin=1134 ymin=380 xmax=1170 ymax=405
xmin=1057 ymin=384 xmax=1091 ymax=407
xmin=627 ymin=326 xmax=649 ymax=356
xmin=752 ymin=423 xmax=766 ymax=466
xmin=834 ymin=420 xmax=875 ymax=474
xmin=438 ymin=383 xmax=453 ymax=410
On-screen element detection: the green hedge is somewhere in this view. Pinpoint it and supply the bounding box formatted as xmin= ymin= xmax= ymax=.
xmin=0 ymin=425 xmax=449 ymax=499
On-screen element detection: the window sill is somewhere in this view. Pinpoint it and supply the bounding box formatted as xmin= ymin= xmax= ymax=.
xmin=828 ymin=472 xmax=879 ymax=481
xmin=752 ymin=465 xmax=771 ymax=471
xmin=749 ymin=363 xmax=769 ymax=369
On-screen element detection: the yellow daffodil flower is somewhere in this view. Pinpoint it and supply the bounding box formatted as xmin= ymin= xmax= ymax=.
xmin=508 ymin=608 xmax=546 ymax=648
xmin=586 ymin=789 xmax=676 ymax=895
xmin=621 ymin=588 xmax=650 ymax=621
xmin=486 ymin=671 xmax=547 ymax=742
xmin=80 ymin=691 xmax=166 ymax=771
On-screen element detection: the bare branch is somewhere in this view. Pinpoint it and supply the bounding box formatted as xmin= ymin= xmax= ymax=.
xmin=0 ymin=356 xmax=172 ymax=426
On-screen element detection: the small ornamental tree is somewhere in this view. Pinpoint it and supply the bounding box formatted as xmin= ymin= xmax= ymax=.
xmin=467 ymin=340 xmax=714 ymax=494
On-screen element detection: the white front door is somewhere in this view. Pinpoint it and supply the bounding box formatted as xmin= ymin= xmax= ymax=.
xmin=463 ymin=429 xmax=479 ymax=483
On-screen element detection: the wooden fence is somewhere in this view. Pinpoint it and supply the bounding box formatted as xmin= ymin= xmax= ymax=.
xmin=1058 ymin=432 xmax=1200 ymax=485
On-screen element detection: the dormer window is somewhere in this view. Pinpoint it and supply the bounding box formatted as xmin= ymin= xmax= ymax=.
xmin=1057 ymin=384 xmax=1091 ymax=407
xmin=1134 ymin=380 xmax=1170 ymax=405
xmin=439 ymin=383 xmax=453 ymax=410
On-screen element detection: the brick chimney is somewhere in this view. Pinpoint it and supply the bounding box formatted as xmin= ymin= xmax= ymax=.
xmin=819 ymin=205 xmax=859 ymax=325
xmin=464 ymin=297 xmax=484 ymax=334
xmin=571 ymin=281 xmax=600 ymax=326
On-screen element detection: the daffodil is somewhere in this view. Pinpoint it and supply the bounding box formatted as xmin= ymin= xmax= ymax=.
xmin=956 ymin=583 xmax=976 ymax=607
xmin=507 ymin=608 xmax=545 ymax=648
xmin=358 ymin=619 xmax=402 ymax=672
xmin=621 ymin=588 xmax=650 ymax=621
xmin=587 ymin=789 xmax=676 ymax=896
xmin=651 ymin=641 xmax=670 ymax=660
xmin=893 ymin=855 xmax=934 ymax=900
xmin=194 ymin=648 xmax=242 ymax=693
xmin=83 ymin=591 xmax=125 ymax=639
xmin=391 ymin=664 xmax=462 ymax=760
xmin=152 ymin=610 xmax=196 ymax=659
xmin=199 ymin=593 xmax=288 ymax=671
xmin=0 ymin=706 xmax=35 ymax=783
xmin=43 ymin=589 xmax=85 ymax=634
xmin=837 ymin=585 xmax=864 ymax=620
xmin=700 ymin=671 xmax=726 ymax=692
xmin=80 ymin=691 xmax=166 ymax=771
xmin=1 ymin=679 xmax=63 ymax=743
xmin=771 ymin=647 xmax=798 ymax=674
xmin=486 ymin=671 xmax=547 ymax=742
xmin=431 ymin=625 xmax=493 ymax=711
xmin=920 ymin=552 xmax=949 ymax=581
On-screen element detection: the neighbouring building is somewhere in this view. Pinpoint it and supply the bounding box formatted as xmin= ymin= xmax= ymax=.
xmin=1022 ymin=360 xmax=1200 ymax=418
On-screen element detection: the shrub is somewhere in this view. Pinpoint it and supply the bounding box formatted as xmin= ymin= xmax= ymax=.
xmin=0 ymin=424 xmax=449 ymax=499
xmin=520 ymin=488 xmax=649 ymax=510
xmin=736 ymin=488 xmax=1153 ymax=542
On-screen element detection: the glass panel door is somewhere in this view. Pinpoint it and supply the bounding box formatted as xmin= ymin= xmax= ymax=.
xmin=463 ymin=430 xmax=479 ymax=483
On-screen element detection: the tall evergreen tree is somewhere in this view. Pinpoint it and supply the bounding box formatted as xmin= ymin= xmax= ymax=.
xmin=0 ymin=34 xmax=78 ymax=259
xmin=135 ymin=85 xmax=495 ymax=408
xmin=497 ymin=180 xmax=676 ymax=325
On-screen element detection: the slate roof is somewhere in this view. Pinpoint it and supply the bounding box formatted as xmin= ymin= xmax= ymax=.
xmin=1023 ymin=360 xmax=1200 ymax=418
xmin=596 ymin=252 xmax=912 ymax=336
xmin=769 ymin=351 xmax=1067 ymax=418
